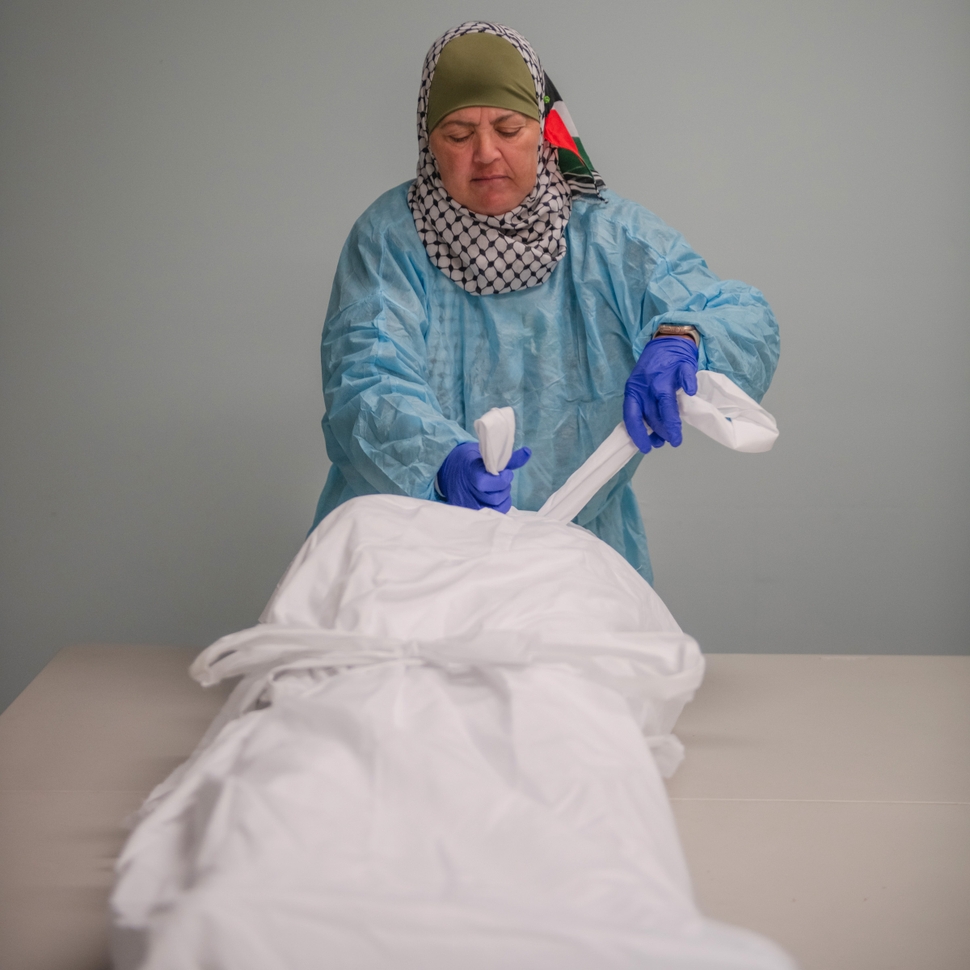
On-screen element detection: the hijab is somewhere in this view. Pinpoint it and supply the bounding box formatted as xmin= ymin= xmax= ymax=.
xmin=407 ymin=22 xmax=605 ymax=296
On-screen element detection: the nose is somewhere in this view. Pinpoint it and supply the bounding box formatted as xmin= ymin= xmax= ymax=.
xmin=472 ymin=129 xmax=502 ymax=167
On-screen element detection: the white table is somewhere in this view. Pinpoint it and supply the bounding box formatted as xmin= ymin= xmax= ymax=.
xmin=1 ymin=646 xmax=968 ymax=969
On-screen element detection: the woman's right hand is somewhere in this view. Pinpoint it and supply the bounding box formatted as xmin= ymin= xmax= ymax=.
xmin=437 ymin=442 xmax=531 ymax=514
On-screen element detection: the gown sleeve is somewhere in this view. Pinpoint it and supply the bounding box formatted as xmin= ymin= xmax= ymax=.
xmin=620 ymin=204 xmax=780 ymax=403
xmin=321 ymin=209 xmax=475 ymax=501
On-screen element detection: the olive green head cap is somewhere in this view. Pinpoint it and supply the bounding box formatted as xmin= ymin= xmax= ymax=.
xmin=426 ymin=32 xmax=540 ymax=133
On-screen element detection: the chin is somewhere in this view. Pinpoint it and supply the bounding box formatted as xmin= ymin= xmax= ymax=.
xmin=466 ymin=190 xmax=521 ymax=217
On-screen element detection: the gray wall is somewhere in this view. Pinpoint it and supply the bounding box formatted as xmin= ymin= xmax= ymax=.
xmin=2 ymin=0 xmax=968 ymax=711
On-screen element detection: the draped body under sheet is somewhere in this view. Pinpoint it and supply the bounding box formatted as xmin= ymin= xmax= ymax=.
xmin=110 ymin=379 xmax=792 ymax=970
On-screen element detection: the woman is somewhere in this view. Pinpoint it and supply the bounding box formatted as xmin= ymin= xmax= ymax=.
xmin=311 ymin=21 xmax=779 ymax=584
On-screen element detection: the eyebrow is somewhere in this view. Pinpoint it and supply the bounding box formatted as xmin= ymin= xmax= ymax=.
xmin=438 ymin=112 xmax=524 ymax=131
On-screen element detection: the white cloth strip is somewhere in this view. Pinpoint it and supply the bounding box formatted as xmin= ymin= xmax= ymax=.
xmin=474 ymin=406 xmax=516 ymax=474
xmin=536 ymin=371 xmax=778 ymax=523
xmin=679 ymin=370 xmax=780 ymax=453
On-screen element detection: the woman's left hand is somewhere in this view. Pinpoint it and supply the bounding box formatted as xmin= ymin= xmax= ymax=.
xmin=623 ymin=337 xmax=699 ymax=453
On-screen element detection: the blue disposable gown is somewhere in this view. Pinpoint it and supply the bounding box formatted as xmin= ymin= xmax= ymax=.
xmin=313 ymin=183 xmax=779 ymax=583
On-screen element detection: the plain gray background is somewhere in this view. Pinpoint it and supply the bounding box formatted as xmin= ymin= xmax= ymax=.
xmin=2 ymin=0 xmax=968 ymax=713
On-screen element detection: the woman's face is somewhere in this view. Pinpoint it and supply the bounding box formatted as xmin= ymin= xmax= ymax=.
xmin=429 ymin=106 xmax=542 ymax=216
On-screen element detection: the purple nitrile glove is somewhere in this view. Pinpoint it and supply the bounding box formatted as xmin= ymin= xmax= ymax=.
xmin=437 ymin=441 xmax=532 ymax=513
xmin=623 ymin=336 xmax=699 ymax=453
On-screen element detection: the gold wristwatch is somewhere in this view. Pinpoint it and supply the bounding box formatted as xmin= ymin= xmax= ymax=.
xmin=653 ymin=324 xmax=699 ymax=346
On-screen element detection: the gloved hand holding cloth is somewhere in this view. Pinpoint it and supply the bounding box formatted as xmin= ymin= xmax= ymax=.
xmin=623 ymin=336 xmax=699 ymax=453
xmin=438 ymin=442 xmax=532 ymax=513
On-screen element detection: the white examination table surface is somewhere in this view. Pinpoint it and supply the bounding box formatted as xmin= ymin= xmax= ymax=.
xmin=1 ymin=646 xmax=967 ymax=970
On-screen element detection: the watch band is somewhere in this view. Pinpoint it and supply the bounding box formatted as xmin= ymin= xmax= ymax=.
xmin=653 ymin=324 xmax=699 ymax=346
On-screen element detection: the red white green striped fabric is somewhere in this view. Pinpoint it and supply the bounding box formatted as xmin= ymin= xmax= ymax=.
xmin=542 ymin=75 xmax=605 ymax=198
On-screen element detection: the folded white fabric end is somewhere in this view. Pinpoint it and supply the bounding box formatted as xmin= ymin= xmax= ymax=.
xmin=536 ymin=371 xmax=778 ymax=522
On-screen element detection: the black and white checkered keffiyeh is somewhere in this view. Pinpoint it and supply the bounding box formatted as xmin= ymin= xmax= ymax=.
xmin=407 ymin=22 xmax=578 ymax=296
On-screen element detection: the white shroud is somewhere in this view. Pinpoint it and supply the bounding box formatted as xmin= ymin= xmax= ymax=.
xmin=110 ymin=379 xmax=792 ymax=970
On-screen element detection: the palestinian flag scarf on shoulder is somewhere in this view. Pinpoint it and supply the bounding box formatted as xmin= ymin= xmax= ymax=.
xmin=542 ymin=75 xmax=606 ymax=199
xmin=408 ymin=21 xmax=605 ymax=297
